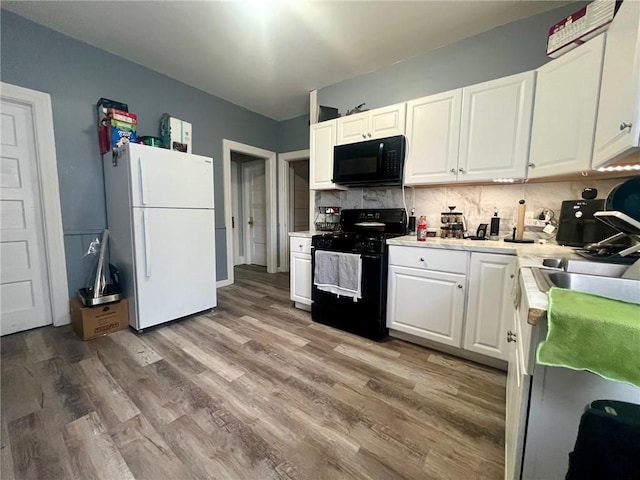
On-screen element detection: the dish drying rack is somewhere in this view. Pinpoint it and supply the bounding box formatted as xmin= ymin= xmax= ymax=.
xmin=593 ymin=211 xmax=640 ymax=257
xmin=315 ymin=206 xmax=341 ymax=232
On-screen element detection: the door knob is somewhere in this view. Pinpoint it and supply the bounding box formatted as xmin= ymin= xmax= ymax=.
xmin=507 ymin=330 xmax=517 ymax=343
xmin=620 ymin=122 xmax=633 ymax=131
xmin=248 ymin=217 xmax=254 ymax=226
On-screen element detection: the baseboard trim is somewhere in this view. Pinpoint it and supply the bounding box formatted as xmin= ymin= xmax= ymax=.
xmin=389 ymin=329 xmax=508 ymax=371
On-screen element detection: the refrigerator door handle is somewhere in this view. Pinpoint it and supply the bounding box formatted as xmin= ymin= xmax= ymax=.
xmin=142 ymin=210 xmax=151 ymax=277
xmin=139 ymin=157 xmax=148 ymax=205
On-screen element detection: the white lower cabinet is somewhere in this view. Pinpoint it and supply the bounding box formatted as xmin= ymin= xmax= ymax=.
xmin=289 ymin=237 xmax=311 ymax=307
xmin=387 ymin=265 xmax=466 ymax=347
xmin=387 ymin=246 xmax=517 ymax=363
xmin=387 ymin=246 xmax=468 ymax=347
xmin=464 ymin=253 xmax=517 ymax=360
xmin=505 ymin=308 xmax=530 ymax=480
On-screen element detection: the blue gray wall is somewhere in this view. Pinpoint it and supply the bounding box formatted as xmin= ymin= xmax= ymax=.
xmin=318 ymin=2 xmax=587 ymax=114
xmin=278 ymin=114 xmax=309 ymax=153
xmin=1 ymin=10 xmax=287 ymax=293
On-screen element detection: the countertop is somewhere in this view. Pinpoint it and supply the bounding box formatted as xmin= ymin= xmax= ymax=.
xmin=288 ymin=231 xmax=314 ymax=238
xmin=387 ymin=235 xmax=577 ymax=258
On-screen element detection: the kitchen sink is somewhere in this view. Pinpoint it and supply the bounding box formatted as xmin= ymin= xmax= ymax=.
xmin=531 ymin=268 xmax=640 ymax=304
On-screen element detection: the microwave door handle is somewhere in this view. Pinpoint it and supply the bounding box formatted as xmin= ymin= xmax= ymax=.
xmin=377 ymin=142 xmax=384 ymax=170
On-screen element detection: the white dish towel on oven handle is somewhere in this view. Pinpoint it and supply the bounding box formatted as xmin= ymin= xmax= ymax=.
xmin=314 ymin=250 xmax=363 ymax=301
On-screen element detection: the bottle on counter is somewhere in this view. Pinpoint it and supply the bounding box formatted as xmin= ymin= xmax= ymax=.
xmin=416 ymin=216 xmax=427 ymax=241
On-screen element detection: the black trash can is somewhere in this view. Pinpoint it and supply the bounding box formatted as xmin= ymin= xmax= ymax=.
xmin=566 ymin=400 xmax=640 ymax=480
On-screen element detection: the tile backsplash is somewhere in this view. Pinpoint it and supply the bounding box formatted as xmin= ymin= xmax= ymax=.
xmin=315 ymin=178 xmax=627 ymax=240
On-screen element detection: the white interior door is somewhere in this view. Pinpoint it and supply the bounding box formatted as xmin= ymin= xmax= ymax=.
xmin=0 ymin=100 xmax=52 ymax=335
xmin=132 ymin=207 xmax=216 ymax=330
xmin=243 ymin=160 xmax=267 ymax=266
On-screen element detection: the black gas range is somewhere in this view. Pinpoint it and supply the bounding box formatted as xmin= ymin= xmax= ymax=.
xmin=311 ymin=208 xmax=407 ymax=340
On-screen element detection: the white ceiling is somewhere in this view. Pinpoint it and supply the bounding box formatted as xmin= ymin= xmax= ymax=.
xmin=3 ymin=1 xmax=570 ymax=121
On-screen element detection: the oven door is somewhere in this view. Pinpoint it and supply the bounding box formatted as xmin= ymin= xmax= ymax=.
xmin=311 ymin=248 xmax=388 ymax=340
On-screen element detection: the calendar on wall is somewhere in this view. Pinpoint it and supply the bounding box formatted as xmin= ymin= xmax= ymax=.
xmin=547 ymin=0 xmax=618 ymax=58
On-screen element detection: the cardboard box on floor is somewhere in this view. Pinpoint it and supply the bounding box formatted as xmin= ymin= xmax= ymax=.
xmin=70 ymin=297 xmax=129 ymax=340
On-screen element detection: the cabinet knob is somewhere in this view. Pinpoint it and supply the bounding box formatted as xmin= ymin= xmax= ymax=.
xmin=458 ymin=168 xmax=465 ymax=173
xmin=449 ymin=168 xmax=457 ymax=174
xmin=419 ymin=258 xmax=425 ymax=262
xmin=620 ymin=122 xmax=633 ymax=131
xmin=457 ymin=284 xmax=463 ymax=289
xmin=528 ymin=162 xmax=535 ymax=169
xmin=299 ymin=244 xmax=303 ymax=248
xmin=510 ymin=274 xmax=515 ymax=279
xmin=362 ymin=134 xmax=367 ymax=139
xmin=367 ymin=133 xmax=372 ymax=138
xmin=507 ymin=330 xmax=517 ymax=343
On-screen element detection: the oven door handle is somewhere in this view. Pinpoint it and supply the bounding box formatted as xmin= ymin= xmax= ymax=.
xmin=360 ymin=254 xmax=383 ymax=260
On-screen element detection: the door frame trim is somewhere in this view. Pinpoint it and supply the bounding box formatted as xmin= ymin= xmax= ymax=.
xmin=1 ymin=82 xmax=70 ymax=327
xmin=222 ymin=139 xmax=277 ymax=286
xmin=277 ymin=149 xmax=309 ymax=272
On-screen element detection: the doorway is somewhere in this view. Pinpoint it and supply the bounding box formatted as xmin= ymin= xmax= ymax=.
xmin=0 ymin=82 xmax=69 ymax=335
xmin=222 ymin=140 xmax=277 ymax=287
xmin=230 ymin=153 xmax=268 ymax=268
xmin=277 ymin=149 xmax=310 ymax=272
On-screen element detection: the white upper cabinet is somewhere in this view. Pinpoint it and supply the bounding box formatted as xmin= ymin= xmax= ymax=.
xmin=336 ymin=103 xmax=406 ymax=145
xmin=459 ymin=72 xmax=535 ymax=182
xmin=593 ymin=1 xmax=640 ymax=168
xmin=528 ymin=34 xmax=606 ymax=178
xmin=404 ymin=89 xmax=462 ymax=185
xmin=404 ymin=73 xmax=534 ymax=185
xmin=310 ymin=119 xmax=344 ymax=190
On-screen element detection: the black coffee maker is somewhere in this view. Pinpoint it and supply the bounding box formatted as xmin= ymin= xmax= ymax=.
xmin=556 ymin=189 xmax=619 ymax=247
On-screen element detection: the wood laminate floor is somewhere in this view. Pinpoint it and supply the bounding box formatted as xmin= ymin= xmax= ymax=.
xmin=1 ymin=265 xmax=506 ymax=480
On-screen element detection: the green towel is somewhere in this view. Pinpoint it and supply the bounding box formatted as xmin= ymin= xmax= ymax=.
xmin=537 ymin=287 xmax=640 ymax=388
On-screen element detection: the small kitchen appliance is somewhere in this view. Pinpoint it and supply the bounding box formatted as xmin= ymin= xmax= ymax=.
xmin=556 ymin=198 xmax=620 ymax=247
xmin=332 ymin=135 xmax=406 ymax=187
xmin=311 ymin=208 xmax=407 ymax=340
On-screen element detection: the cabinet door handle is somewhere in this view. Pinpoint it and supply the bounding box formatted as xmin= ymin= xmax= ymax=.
xmin=367 ymin=133 xmax=372 ymax=138
xmin=620 ymin=122 xmax=633 ymax=131
xmin=528 ymin=162 xmax=535 ymax=169
xmin=449 ymin=168 xmax=457 ymax=174
xmin=458 ymin=168 xmax=465 ymax=173
xmin=457 ymin=284 xmax=463 ymax=289
xmin=507 ymin=330 xmax=517 ymax=343
xmin=362 ymin=134 xmax=367 ymax=139
xmin=419 ymin=258 xmax=424 ymax=262
xmin=510 ymin=274 xmax=515 ymax=278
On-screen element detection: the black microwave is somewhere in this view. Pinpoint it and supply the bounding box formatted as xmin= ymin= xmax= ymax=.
xmin=332 ymin=135 xmax=406 ymax=187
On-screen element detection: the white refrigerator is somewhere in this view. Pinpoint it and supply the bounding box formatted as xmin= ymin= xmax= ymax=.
xmin=103 ymin=143 xmax=217 ymax=330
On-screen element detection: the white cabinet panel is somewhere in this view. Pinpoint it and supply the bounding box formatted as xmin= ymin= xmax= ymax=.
xmin=310 ymin=120 xmax=343 ymax=190
xmin=336 ymin=113 xmax=368 ymax=145
xmin=289 ymin=237 xmax=311 ymax=306
xmin=593 ymin=0 xmax=640 ymax=167
xmin=336 ymin=104 xmax=406 ymax=145
xmin=459 ymin=72 xmax=535 ymax=182
xmin=404 ymin=89 xmax=462 ymax=185
xmin=464 ymin=252 xmax=517 ymax=360
xmin=369 ymin=103 xmax=406 ymax=139
xmin=387 ymin=265 xmax=466 ymax=347
xmin=388 ymin=245 xmax=468 ymax=274
xmin=528 ymin=35 xmax=605 ymax=178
